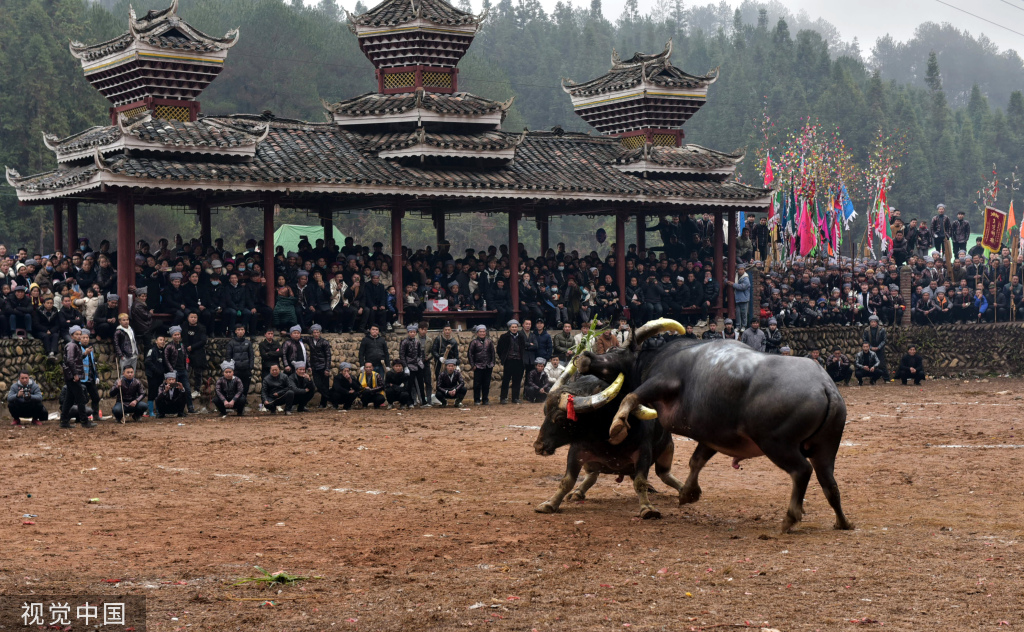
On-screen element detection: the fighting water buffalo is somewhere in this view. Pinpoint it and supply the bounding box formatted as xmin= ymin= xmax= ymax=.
xmin=533 ymin=374 xmax=684 ymax=519
xmin=574 ymin=318 xmax=853 ymax=533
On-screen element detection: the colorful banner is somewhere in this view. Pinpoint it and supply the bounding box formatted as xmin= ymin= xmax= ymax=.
xmin=983 ymin=206 xmax=1007 ymax=252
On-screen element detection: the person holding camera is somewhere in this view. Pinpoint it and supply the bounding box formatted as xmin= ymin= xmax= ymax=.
xmin=7 ymin=372 xmax=46 ymax=425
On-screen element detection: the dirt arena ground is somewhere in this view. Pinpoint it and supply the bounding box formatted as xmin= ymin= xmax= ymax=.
xmin=3 ymin=377 xmax=1024 ymax=631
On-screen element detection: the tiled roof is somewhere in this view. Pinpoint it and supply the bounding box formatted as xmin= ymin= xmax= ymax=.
xmin=563 ymin=43 xmax=716 ymax=98
xmin=351 ymin=0 xmax=481 ymax=27
xmin=6 ymin=164 xmax=100 ymax=198
xmin=364 ymin=130 xmax=517 ymax=153
xmin=615 ymin=145 xmax=743 ymax=170
xmin=325 ymin=91 xmax=510 ymax=118
xmin=43 ymin=115 xmax=268 ymax=162
xmin=137 ymin=35 xmax=224 ymax=53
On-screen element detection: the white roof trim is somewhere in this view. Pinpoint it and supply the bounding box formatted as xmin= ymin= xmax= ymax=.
xmin=332 ymin=109 xmax=502 ymax=128
xmin=570 ymin=85 xmax=708 ymax=110
xmin=378 ymin=146 xmax=515 ymax=160
xmin=614 ymin=162 xmax=734 ymax=176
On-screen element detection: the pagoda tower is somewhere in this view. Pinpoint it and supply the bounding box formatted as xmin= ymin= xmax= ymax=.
xmin=69 ymin=0 xmax=239 ymax=123
xmin=562 ymin=42 xmax=717 ymax=149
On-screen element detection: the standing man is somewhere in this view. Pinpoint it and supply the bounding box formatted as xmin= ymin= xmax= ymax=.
xmin=467 ymin=324 xmax=495 ymax=406
xmin=357 ymin=324 xmax=389 ymax=372
xmin=551 ymin=322 xmax=576 ymax=363
xmin=430 ymin=324 xmax=459 ymax=384
xmin=897 ymin=345 xmax=925 ymax=386
xmin=863 ymin=315 xmax=889 ymax=382
xmin=144 ymin=334 xmax=167 ymax=417
xmin=434 ymin=359 xmax=467 ymax=408
xmin=214 ymin=360 xmax=247 ymax=417
xmin=399 ymin=324 xmax=425 ymax=407
xmin=109 ymin=365 xmax=146 ymax=422
xmin=497 ymin=319 xmax=526 ymax=405
xmin=725 ymin=264 xmax=751 ymax=330
xmin=164 ymin=326 xmax=194 ymax=414
xmin=951 ymin=210 xmax=971 ymax=256
xmin=534 ymin=320 xmax=553 ymax=369
xmin=130 ymin=287 xmax=154 ymax=354
xmin=7 ymin=371 xmax=46 ymax=426
xmin=258 ymin=329 xmax=282 ymax=381
xmin=113 ymin=313 xmax=138 ymax=373
xmin=78 ymin=330 xmax=102 ymax=420
xmin=225 ymin=324 xmax=254 ymax=401
xmin=931 ymin=204 xmax=952 ymax=254
xmin=308 ymin=324 xmax=333 ymax=408
xmin=416 ymin=322 xmax=433 ymax=406
xmin=281 ymin=325 xmax=308 ymax=376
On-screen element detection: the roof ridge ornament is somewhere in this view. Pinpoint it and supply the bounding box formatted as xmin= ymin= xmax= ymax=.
xmin=5 ymin=167 xmax=22 ymax=187
xmin=92 ymin=149 xmax=113 ymax=174
xmin=41 ymin=133 xmax=60 ymax=152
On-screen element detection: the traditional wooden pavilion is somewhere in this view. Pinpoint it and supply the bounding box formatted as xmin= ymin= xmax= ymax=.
xmin=6 ymin=0 xmax=771 ymax=320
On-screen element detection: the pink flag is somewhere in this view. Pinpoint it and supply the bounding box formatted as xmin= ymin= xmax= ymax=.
xmin=799 ymin=198 xmax=816 ymax=256
xmin=763 ymin=153 xmax=774 ymax=188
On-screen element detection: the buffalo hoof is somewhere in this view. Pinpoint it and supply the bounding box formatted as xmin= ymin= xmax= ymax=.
xmin=566 ymin=491 xmax=586 ymax=502
xmin=834 ymin=520 xmax=855 ymax=531
xmin=535 ymin=502 xmax=558 ymax=514
xmin=678 ymin=487 xmax=702 ymax=505
xmin=639 ymin=507 xmax=662 ymax=520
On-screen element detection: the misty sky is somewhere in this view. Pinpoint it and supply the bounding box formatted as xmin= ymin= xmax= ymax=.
xmin=339 ymin=0 xmax=1024 ymax=55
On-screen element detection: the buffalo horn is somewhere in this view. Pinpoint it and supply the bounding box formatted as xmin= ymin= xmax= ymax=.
xmin=558 ymin=372 xmax=624 ymax=413
xmin=634 ymin=405 xmax=658 ymax=419
xmin=633 ymin=318 xmax=687 ymax=345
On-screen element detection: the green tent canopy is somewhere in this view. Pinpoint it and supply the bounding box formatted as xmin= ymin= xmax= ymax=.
xmin=273 ymin=224 xmax=346 ymax=256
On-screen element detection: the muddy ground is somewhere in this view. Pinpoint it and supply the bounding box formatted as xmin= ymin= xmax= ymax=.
xmin=2 ymin=378 xmax=1023 ymax=631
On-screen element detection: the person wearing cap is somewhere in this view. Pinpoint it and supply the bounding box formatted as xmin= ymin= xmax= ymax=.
xmin=329 ymin=362 xmax=360 ymax=410
xmin=764 ymin=318 xmax=782 ymax=354
xmin=739 ymin=317 xmax=765 ymax=352
xmin=281 ymin=324 xmax=308 ymax=376
xmin=364 ymin=270 xmax=389 ymax=330
xmin=8 ymin=371 xmax=47 ymax=426
xmin=430 ymin=324 xmax=459 ymax=382
xmin=161 ymin=272 xmax=188 ymax=327
xmin=897 ymin=345 xmax=926 ymax=386
xmin=112 ymin=312 xmax=139 ymax=373
xmin=779 ymin=346 xmax=792 ymax=356
xmin=931 ymin=204 xmax=952 ymax=254
xmin=435 ymin=358 xmax=467 ymax=407
xmin=357 ymin=361 xmax=386 ymax=409
xmin=497 ymin=319 xmax=526 ymax=404
xmin=523 ymin=358 xmax=551 ymax=403
xmin=384 ymin=359 xmax=414 ymax=409
xmin=78 ymin=330 xmax=103 ymax=421
xmin=721 ymin=318 xmax=739 ymax=340
xmin=467 ymin=324 xmax=495 ymax=405
xmin=130 ymin=287 xmax=154 ymax=353
xmin=92 ymin=292 xmax=121 ymax=341
xmin=155 ymin=371 xmax=187 ymax=418
xmin=288 ymin=362 xmax=317 ymax=412
xmin=950 ymin=210 xmax=971 ymax=256
xmin=164 ymin=325 xmax=194 ymax=414
xmin=33 ymin=294 xmax=61 ymax=357
xmin=110 ymin=365 xmax=146 ymax=422
xmin=306 ymin=324 xmax=333 ymax=408
xmin=143 ymin=334 xmax=167 ymax=417
xmin=854 ymin=342 xmax=882 ymax=386
xmin=262 ymin=364 xmax=296 ymax=414
xmin=397 ymin=323 xmax=426 ymax=407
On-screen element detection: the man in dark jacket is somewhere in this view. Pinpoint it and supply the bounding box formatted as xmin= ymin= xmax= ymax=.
xmin=258 ymin=329 xmax=282 ymax=380
xmin=155 ymin=372 xmax=187 ymax=417
xmin=109 ymin=365 xmax=146 ymax=422
xmin=164 ymin=326 xmax=194 ymax=414
xmin=60 ymin=326 xmax=93 ymax=428
xmin=130 ymin=288 xmax=154 ymax=352
xmin=931 ymin=204 xmax=952 ymax=254
xmin=93 ymin=293 xmax=121 ymax=340
xmin=225 ymin=324 xmax=255 ymax=398
xmin=364 ymin=271 xmax=389 ymax=330
xmin=523 ymin=358 xmax=551 ymax=403
xmin=435 ymin=359 xmax=467 ymax=407
xmin=358 ymin=325 xmax=389 ymax=369
xmin=7 ymin=372 xmax=47 ymax=425
xmin=144 ymin=334 xmax=167 ymax=417
xmin=698 ymin=269 xmax=719 ymax=328
xmin=224 ymin=272 xmax=255 ymax=334
xmin=897 ymin=345 xmax=925 ymax=385
xmin=384 ymin=359 xmax=414 ymax=409
xmin=863 ymin=316 xmax=889 ymax=381
xmin=496 ymin=319 xmax=526 ymax=404
xmin=307 ymin=324 xmax=332 ymax=408
xmin=214 ymin=360 xmax=247 ymax=417
xmin=825 ymin=347 xmax=853 ymax=386
xmin=468 ymin=324 xmax=495 ymax=405
xmin=854 ymin=342 xmax=882 ymax=386
xmin=398 ymin=324 xmax=425 ymax=406
xmin=288 ymin=363 xmax=316 ymax=412
xmin=330 ymin=362 xmax=360 ymax=410
xmin=534 ymin=320 xmax=553 ymax=367
xmin=951 ymin=210 xmax=971 ymax=256
xmin=262 ymin=364 xmax=295 ymax=414
xmin=281 ymin=325 xmax=308 ymax=376
xmin=161 ymin=273 xmax=187 ymax=327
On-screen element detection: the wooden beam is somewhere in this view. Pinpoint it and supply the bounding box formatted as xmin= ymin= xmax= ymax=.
xmin=635 ymin=212 xmax=646 ymax=253
xmin=198 ymin=201 xmax=212 ymax=247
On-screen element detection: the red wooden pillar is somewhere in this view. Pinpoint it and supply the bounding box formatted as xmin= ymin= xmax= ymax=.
xmin=320 ymin=210 xmax=334 ymax=248
xmin=538 ymin=212 xmax=549 ymax=256
xmin=391 ymin=207 xmax=405 ymax=321
xmin=713 ymin=211 xmax=724 ymax=317
xmin=263 ymin=199 xmax=275 ymax=309
xmin=67 ymin=201 xmax=79 ymax=252
xmin=509 ymin=208 xmax=521 ymax=320
xmin=53 ymin=201 xmax=64 ymax=253
xmin=116 ymin=191 xmax=134 ymax=312
xmin=616 ymin=212 xmax=626 ymax=306
xmin=635 ymin=212 xmax=645 ymax=253
xmin=727 ymin=210 xmax=737 ymax=321
xmin=198 ymin=201 xmax=212 ymax=247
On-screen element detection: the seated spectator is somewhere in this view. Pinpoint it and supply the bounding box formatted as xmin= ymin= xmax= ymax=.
xmin=155 ymin=372 xmax=187 ymax=418
xmin=384 ymin=359 xmax=413 ymax=409
xmin=330 ymin=362 xmax=360 ymax=410
xmin=214 ymin=360 xmax=247 ymax=417
xmin=288 ymin=362 xmax=316 ymax=412
xmin=524 ymin=358 xmax=551 ymax=403
xmin=854 ymin=342 xmax=882 ymax=386
xmin=110 ymin=365 xmax=147 ymax=422
xmin=357 ymin=361 xmax=386 ymax=409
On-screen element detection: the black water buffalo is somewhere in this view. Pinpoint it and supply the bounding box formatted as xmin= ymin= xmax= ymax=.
xmin=575 ymin=318 xmax=853 ymax=533
xmin=533 ymin=374 xmax=684 ymax=519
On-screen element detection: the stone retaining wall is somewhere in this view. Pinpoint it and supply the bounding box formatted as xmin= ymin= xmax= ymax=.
xmin=4 ymin=323 xmax=1021 ymax=400
xmin=780 ymin=322 xmax=1024 ymax=377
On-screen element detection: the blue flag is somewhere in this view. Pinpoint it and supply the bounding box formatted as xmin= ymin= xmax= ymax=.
xmin=840 ymin=184 xmax=857 ymax=227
